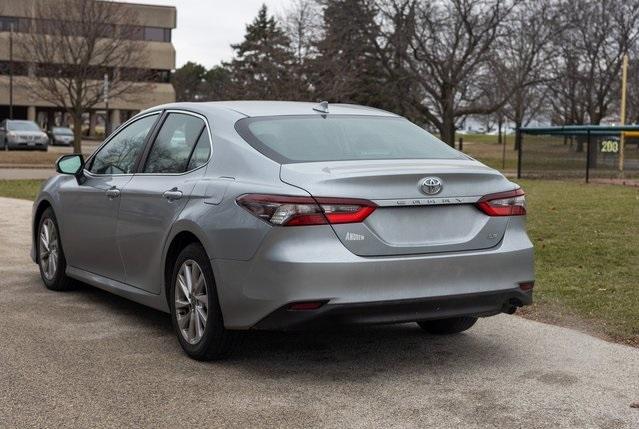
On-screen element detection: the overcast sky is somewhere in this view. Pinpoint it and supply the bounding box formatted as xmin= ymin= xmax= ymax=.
xmin=120 ymin=1 xmax=293 ymax=69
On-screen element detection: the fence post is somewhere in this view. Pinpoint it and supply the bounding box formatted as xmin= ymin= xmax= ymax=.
xmin=585 ymin=130 xmax=591 ymax=183
xmin=516 ymin=129 xmax=522 ymax=179
xmin=458 ymin=137 xmax=463 ymax=151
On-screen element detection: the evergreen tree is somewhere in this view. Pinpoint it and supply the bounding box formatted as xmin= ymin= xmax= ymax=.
xmin=227 ymin=5 xmax=303 ymax=100
xmin=313 ymin=0 xmax=387 ymax=107
xmin=171 ymin=62 xmax=208 ymax=101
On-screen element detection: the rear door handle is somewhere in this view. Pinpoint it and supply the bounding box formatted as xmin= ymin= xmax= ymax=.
xmin=105 ymin=187 xmax=121 ymax=199
xmin=163 ymin=189 xmax=183 ymax=201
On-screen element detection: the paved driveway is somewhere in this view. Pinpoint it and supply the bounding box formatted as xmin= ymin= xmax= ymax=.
xmin=0 ymin=196 xmax=637 ymax=428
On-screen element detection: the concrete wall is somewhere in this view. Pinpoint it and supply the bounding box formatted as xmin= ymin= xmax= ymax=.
xmin=2 ymin=0 xmax=176 ymax=28
xmin=0 ymin=34 xmax=176 ymax=70
xmin=0 ymin=77 xmax=176 ymax=110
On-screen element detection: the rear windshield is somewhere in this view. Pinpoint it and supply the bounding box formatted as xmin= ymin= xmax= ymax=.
xmin=52 ymin=127 xmax=73 ymax=135
xmin=7 ymin=121 xmax=40 ymax=132
xmin=236 ymin=115 xmax=465 ymax=163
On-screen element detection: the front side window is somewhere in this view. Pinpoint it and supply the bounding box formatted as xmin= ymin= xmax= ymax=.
xmin=89 ymin=114 xmax=159 ymax=175
xmin=144 ymin=113 xmax=208 ymax=174
xmin=236 ymin=115 xmax=466 ymax=163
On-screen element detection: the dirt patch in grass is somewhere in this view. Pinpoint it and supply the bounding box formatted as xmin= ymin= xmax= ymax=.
xmin=0 ymin=151 xmax=62 ymax=168
xmin=518 ymin=302 xmax=639 ymax=348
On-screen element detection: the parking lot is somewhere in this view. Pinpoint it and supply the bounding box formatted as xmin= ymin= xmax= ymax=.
xmin=0 ymin=196 xmax=638 ymax=428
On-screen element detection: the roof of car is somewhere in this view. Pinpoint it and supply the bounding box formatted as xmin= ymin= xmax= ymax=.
xmin=155 ymin=101 xmax=399 ymax=118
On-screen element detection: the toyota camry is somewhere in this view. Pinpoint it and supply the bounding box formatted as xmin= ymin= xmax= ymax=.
xmin=31 ymin=101 xmax=534 ymax=360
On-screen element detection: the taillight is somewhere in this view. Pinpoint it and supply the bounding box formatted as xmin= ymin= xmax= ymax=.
xmin=476 ymin=188 xmax=526 ymax=216
xmin=236 ymin=194 xmax=376 ymax=226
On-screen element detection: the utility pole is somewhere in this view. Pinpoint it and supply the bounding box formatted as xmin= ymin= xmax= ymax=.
xmin=9 ymin=22 xmax=15 ymax=120
xmin=619 ymin=53 xmax=628 ymax=173
xmin=103 ymin=73 xmax=110 ymax=137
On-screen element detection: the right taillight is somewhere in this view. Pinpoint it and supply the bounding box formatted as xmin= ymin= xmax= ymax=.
xmin=476 ymin=188 xmax=526 ymax=216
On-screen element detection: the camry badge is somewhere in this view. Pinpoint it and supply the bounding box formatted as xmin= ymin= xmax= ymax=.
xmin=420 ymin=177 xmax=443 ymax=195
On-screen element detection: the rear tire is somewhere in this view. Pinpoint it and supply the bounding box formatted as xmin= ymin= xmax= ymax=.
xmin=417 ymin=316 xmax=478 ymax=335
xmin=170 ymin=243 xmax=237 ymax=360
xmin=37 ymin=207 xmax=75 ymax=291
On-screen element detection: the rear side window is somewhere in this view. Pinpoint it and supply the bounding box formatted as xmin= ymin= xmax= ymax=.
xmin=89 ymin=114 xmax=159 ymax=174
xmin=143 ymin=113 xmax=209 ymax=174
xmin=236 ymin=115 xmax=465 ymax=163
xmin=187 ymin=131 xmax=211 ymax=171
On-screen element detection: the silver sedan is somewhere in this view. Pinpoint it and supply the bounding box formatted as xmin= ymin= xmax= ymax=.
xmin=31 ymin=101 xmax=534 ymax=360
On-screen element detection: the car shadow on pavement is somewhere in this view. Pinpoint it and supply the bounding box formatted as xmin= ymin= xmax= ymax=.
xmin=69 ymin=282 xmax=513 ymax=375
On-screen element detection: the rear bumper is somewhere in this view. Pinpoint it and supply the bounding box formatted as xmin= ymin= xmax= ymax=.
xmin=212 ymin=218 xmax=534 ymax=330
xmin=254 ymin=289 xmax=532 ymax=330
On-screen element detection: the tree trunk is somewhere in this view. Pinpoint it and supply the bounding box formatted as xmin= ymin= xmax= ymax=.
xmin=514 ymin=120 xmax=522 ymax=151
xmin=72 ymin=113 xmax=83 ymax=153
xmin=441 ymin=113 xmax=456 ymax=147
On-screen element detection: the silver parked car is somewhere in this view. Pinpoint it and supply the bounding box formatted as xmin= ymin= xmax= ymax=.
xmin=48 ymin=127 xmax=75 ymax=146
xmin=1 ymin=119 xmax=49 ymax=151
xmin=31 ymin=101 xmax=534 ymax=360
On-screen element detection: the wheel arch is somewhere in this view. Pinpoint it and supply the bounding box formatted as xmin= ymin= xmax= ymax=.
xmin=163 ymin=228 xmax=210 ymax=308
xmin=32 ymin=199 xmax=54 ymax=262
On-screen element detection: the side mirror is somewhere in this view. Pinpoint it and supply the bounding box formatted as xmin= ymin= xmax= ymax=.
xmin=56 ymin=154 xmax=85 ymax=183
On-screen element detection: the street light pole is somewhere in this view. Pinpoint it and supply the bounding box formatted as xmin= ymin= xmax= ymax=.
xmin=103 ymin=73 xmax=110 ymax=137
xmin=9 ymin=22 xmax=15 ymax=120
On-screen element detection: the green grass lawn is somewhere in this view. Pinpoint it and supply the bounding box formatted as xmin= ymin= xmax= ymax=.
xmin=0 ymin=177 xmax=637 ymax=343
xmin=519 ymin=180 xmax=639 ymax=343
xmin=0 ymin=180 xmax=44 ymax=201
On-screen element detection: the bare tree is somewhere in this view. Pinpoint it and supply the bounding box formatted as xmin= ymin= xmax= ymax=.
xmin=549 ymin=0 xmax=639 ymax=126
xmin=281 ymin=0 xmax=322 ymax=66
xmin=16 ymin=0 xmax=151 ymax=151
xmin=404 ymin=0 xmax=514 ymax=145
xmin=626 ymin=58 xmax=639 ymax=124
xmin=491 ymin=0 xmax=560 ymax=149
xmin=280 ymin=0 xmax=323 ymax=100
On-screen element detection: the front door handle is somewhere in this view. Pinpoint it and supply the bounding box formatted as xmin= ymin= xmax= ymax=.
xmin=105 ymin=187 xmax=121 ymax=199
xmin=163 ymin=188 xmax=183 ymax=201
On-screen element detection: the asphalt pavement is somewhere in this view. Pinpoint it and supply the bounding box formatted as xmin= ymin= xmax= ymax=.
xmin=0 ymin=196 xmax=637 ymax=428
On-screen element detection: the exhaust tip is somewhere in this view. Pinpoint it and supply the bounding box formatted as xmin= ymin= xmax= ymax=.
xmin=502 ymin=298 xmax=524 ymax=314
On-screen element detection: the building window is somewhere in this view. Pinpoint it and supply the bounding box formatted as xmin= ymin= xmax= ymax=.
xmin=144 ymin=27 xmax=165 ymax=42
xmin=0 ymin=16 xmax=19 ymax=31
xmin=0 ymin=16 xmax=172 ymax=43
xmin=0 ymin=61 xmax=28 ymax=76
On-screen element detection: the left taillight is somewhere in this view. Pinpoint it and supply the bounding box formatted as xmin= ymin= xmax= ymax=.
xmin=236 ymin=194 xmax=376 ymax=226
xmin=476 ymin=188 xmax=526 ymax=216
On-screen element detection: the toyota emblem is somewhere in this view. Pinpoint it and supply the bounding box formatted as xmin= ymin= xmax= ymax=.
xmin=420 ymin=177 xmax=443 ymax=195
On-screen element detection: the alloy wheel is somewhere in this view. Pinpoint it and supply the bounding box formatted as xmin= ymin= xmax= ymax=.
xmin=39 ymin=218 xmax=59 ymax=280
xmin=174 ymin=260 xmax=209 ymax=344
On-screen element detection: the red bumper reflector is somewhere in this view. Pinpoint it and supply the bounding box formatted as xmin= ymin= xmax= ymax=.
xmin=287 ymin=301 xmax=325 ymax=311
xmin=519 ymin=281 xmax=535 ymax=291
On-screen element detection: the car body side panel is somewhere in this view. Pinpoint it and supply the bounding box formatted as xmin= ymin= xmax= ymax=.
xmin=58 ymin=174 xmax=132 ymax=282
xmin=116 ymin=171 xmax=203 ymax=294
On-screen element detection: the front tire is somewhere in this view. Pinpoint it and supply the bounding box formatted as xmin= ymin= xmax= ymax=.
xmin=417 ymin=316 xmax=478 ymax=335
xmin=170 ymin=243 xmax=236 ymax=360
xmin=37 ymin=207 xmax=74 ymax=291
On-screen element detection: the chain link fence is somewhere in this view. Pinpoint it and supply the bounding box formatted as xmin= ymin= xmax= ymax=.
xmin=517 ymin=126 xmax=639 ymax=181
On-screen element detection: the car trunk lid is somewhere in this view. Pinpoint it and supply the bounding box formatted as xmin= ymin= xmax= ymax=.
xmin=280 ymin=159 xmax=516 ymax=256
